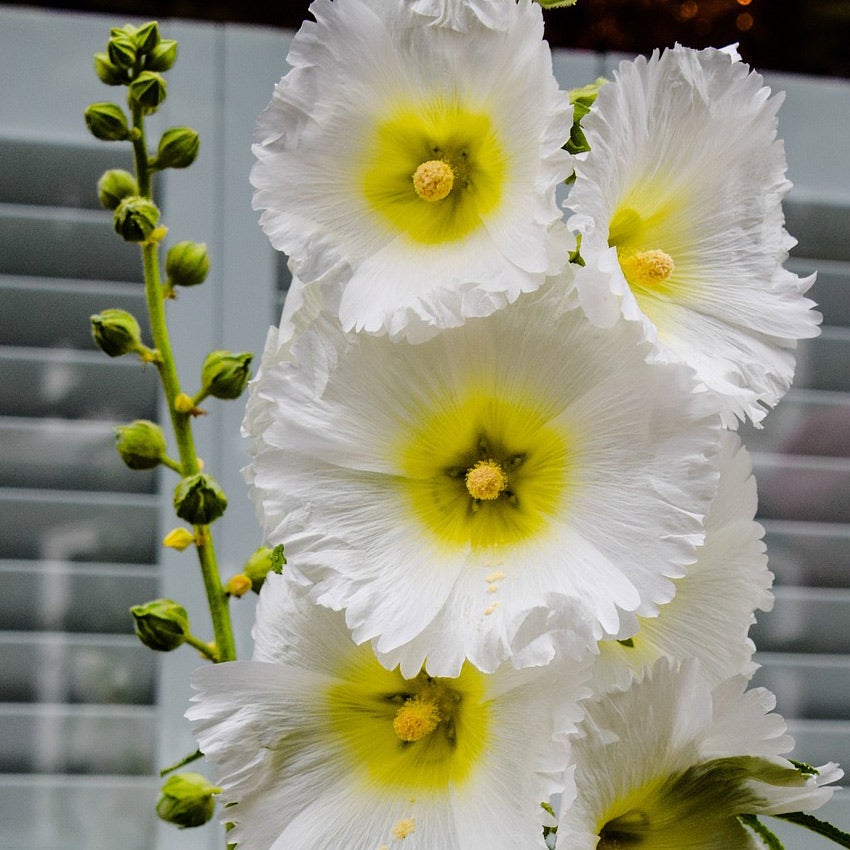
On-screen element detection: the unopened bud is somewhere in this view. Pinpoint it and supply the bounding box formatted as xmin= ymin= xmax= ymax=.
xmin=97 ymin=169 xmax=138 ymax=210
xmin=91 ymin=308 xmax=143 ymax=357
xmin=114 ymin=196 xmax=160 ymax=242
xmin=84 ymin=102 xmax=131 ymax=141
xmin=155 ymin=127 xmax=200 ymax=170
xmin=224 ymin=574 xmax=252 ymax=598
xmin=243 ymin=546 xmax=283 ymax=594
xmin=133 ymin=21 xmax=161 ymax=55
xmin=130 ymin=598 xmax=189 ymax=651
xmin=146 ymin=39 xmax=178 ymax=72
xmin=166 ymin=241 xmax=209 ymax=287
xmin=163 ymin=527 xmax=196 ymax=551
xmin=128 ymin=70 xmax=167 ymax=113
xmin=174 ymin=473 xmax=228 ymax=525
xmin=156 ymin=772 xmax=220 ymax=829
xmin=201 ymin=350 xmax=253 ymax=400
xmin=114 ymin=419 xmax=167 ymax=470
xmin=174 ymin=393 xmax=196 ymax=414
xmin=93 ymin=52 xmax=126 ymax=86
xmin=107 ymin=34 xmax=137 ymax=69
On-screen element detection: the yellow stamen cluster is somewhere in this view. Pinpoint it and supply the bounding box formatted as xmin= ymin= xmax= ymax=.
xmin=393 ymin=695 xmax=442 ymax=742
xmin=412 ymin=159 xmax=455 ymax=202
xmin=618 ymin=249 xmax=675 ymax=290
xmin=465 ymin=459 xmax=509 ymax=501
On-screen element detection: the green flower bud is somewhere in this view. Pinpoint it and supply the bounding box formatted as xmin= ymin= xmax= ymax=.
xmin=146 ymin=39 xmax=178 ymax=72
xmin=174 ymin=473 xmax=228 ymax=525
xmin=201 ymin=350 xmax=253 ymax=400
xmin=155 ymin=127 xmax=200 ymax=170
xmin=166 ymin=241 xmax=210 ymax=287
xmin=114 ymin=419 xmax=167 ymax=470
xmin=534 ymin=0 xmax=577 ymax=6
xmin=130 ymin=598 xmax=189 ymax=652
xmin=90 ymin=308 xmax=143 ymax=357
xmin=110 ymin=24 xmax=136 ymax=38
xmin=133 ymin=21 xmax=161 ymax=55
xmin=93 ymin=51 xmax=126 ymax=86
xmin=128 ymin=70 xmax=167 ymax=113
xmin=84 ymin=102 xmax=130 ymax=141
xmin=242 ymin=545 xmax=283 ymax=593
xmin=113 ymin=196 xmax=160 ymax=242
xmin=97 ymin=168 xmax=139 ymax=210
xmin=156 ymin=772 xmax=220 ymax=829
xmin=107 ymin=34 xmax=137 ymax=69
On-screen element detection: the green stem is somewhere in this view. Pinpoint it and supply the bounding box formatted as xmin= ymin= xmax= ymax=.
xmin=183 ymin=631 xmax=219 ymax=662
xmin=131 ymin=105 xmax=237 ymax=664
xmin=160 ymin=748 xmax=204 ymax=777
xmin=775 ymin=812 xmax=850 ymax=848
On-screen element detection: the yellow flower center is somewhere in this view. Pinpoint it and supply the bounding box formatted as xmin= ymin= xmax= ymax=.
xmin=361 ymin=101 xmax=507 ymax=244
xmin=465 ymin=459 xmax=509 ymax=501
xmin=412 ymin=159 xmax=455 ymax=202
xmin=618 ymin=249 xmax=675 ymax=290
xmin=393 ymin=695 xmax=442 ymax=742
xmin=398 ymin=390 xmax=574 ymax=550
xmin=326 ymin=658 xmax=491 ymax=792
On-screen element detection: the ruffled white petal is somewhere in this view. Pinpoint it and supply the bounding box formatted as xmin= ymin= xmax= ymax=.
xmin=251 ymin=0 xmax=573 ymax=341
xmin=558 ymin=658 xmax=841 ymax=850
xmin=244 ymin=281 xmax=721 ymax=676
xmin=592 ymin=431 xmax=774 ymax=692
xmin=189 ymin=574 xmax=586 ymax=850
xmin=566 ymin=44 xmax=820 ymax=425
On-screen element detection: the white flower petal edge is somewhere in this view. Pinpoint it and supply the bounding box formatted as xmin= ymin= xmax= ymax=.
xmin=566 ymin=44 xmax=820 ymax=426
xmin=251 ymin=0 xmax=573 ymax=342
xmin=411 ymin=0 xmax=515 ymax=31
xmin=188 ymin=573 xmax=588 ymax=850
xmin=591 ymin=430 xmax=774 ymax=693
xmin=243 ymin=280 xmax=721 ymax=677
xmin=558 ymin=657 xmax=842 ymax=850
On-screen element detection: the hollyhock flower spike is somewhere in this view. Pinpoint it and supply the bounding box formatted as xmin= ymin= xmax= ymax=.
xmin=244 ymin=280 xmax=721 ymax=678
xmin=188 ymin=572 xmax=589 ymax=850
xmin=566 ymin=44 xmax=820 ymax=426
xmin=559 ymin=657 xmax=842 ymax=850
xmin=251 ymin=0 xmax=574 ymax=342
xmin=591 ymin=430 xmax=774 ymax=693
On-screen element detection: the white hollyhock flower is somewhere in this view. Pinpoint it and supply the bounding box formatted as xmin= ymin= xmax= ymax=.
xmin=244 ymin=282 xmax=721 ymax=677
xmin=251 ymin=0 xmax=573 ymax=342
xmin=188 ymin=573 xmax=587 ymax=850
xmin=559 ymin=658 xmax=842 ymax=850
xmin=566 ymin=45 xmax=820 ymax=426
xmin=591 ymin=431 xmax=774 ymax=693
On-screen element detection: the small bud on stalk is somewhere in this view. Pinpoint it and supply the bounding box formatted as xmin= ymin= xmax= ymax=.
xmin=90 ymin=308 xmax=143 ymax=357
xmin=114 ymin=419 xmax=168 ymax=470
xmin=146 ymin=39 xmax=178 ymax=72
xmin=84 ymin=102 xmax=131 ymax=141
xmin=128 ymin=70 xmax=167 ymax=113
xmin=174 ymin=473 xmax=228 ymax=525
xmin=133 ymin=21 xmax=161 ymax=55
xmin=97 ymin=169 xmax=138 ymax=210
xmin=163 ymin=527 xmax=196 ymax=551
xmin=224 ymin=573 xmax=252 ymax=598
xmin=201 ymin=350 xmax=253 ymax=400
xmin=107 ymin=34 xmax=137 ymax=69
xmin=93 ymin=52 xmax=126 ymax=86
xmin=155 ymin=127 xmax=200 ymax=170
xmin=242 ymin=545 xmax=283 ymax=593
xmin=156 ymin=772 xmax=220 ymax=829
xmin=131 ymin=598 xmax=190 ymax=651
xmin=166 ymin=241 xmax=210 ymax=288
xmin=113 ymin=196 xmax=160 ymax=242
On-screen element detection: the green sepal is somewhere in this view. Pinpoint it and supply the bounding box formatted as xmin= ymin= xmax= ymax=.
xmin=166 ymin=241 xmax=210 ymax=287
xmin=535 ymin=0 xmax=578 ymax=7
xmin=154 ymin=127 xmax=200 ymax=170
xmin=565 ymin=77 xmax=607 ymax=157
xmin=93 ymin=51 xmax=126 ymax=86
xmin=90 ymin=308 xmax=143 ymax=357
xmin=133 ymin=21 xmax=161 ymax=55
xmin=113 ymin=196 xmax=160 ymax=243
xmin=114 ymin=419 xmax=167 ymax=470
xmin=738 ymin=815 xmax=785 ymax=850
xmin=200 ymin=350 xmax=253 ymax=401
xmin=128 ymin=70 xmax=167 ymax=113
xmin=97 ymin=168 xmax=139 ymax=210
xmin=107 ymin=34 xmax=137 ymax=70
xmin=84 ymin=102 xmax=131 ymax=141
xmin=243 ymin=546 xmax=282 ymax=594
xmin=146 ymin=39 xmax=178 ymax=72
